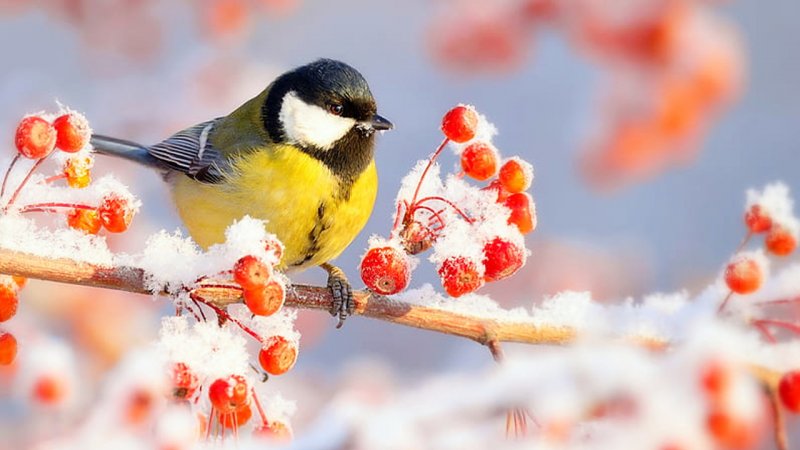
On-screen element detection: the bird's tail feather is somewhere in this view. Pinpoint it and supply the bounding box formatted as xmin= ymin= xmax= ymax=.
xmin=90 ymin=135 xmax=162 ymax=169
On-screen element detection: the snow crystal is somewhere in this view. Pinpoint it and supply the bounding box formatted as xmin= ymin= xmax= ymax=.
xmin=260 ymin=392 xmax=297 ymax=423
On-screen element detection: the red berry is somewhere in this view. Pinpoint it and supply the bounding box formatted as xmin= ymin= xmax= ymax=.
xmin=53 ymin=112 xmax=90 ymax=153
xmin=438 ymin=256 xmax=484 ymax=297
xmin=254 ymin=420 xmax=293 ymax=442
xmin=258 ymin=336 xmax=297 ymax=376
xmin=700 ymin=360 xmax=730 ymax=401
xmin=0 ymin=282 xmax=18 ymax=322
xmin=724 ymin=257 xmax=763 ymax=294
xmin=779 ymin=371 xmax=800 ymax=413
xmin=32 ymin=374 xmax=67 ymax=405
xmin=67 ymin=208 xmax=102 ymax=235
xmin=744 ymin=204 xmax=772 ymax=233
xmin=220 ymin=403 xmax=252 ymax=429
xmin=498 ymin=158 xmax=533 ymax=193
xmin=482 ymin=237 xmax=525 ymax=282
xmin=171 ymin=362 xmax=199 ymax=400
xmin=0 ymin=332 xmax=17 ymax=365
xmin=706 ymin=408 xmax=757 ymax=449
xmin=125 ymin=388 xmax=156 ymax=425
xmin=244 ymin=279 xmax=285 ymax=316
xmin=360 ymin=246 xmax=411 ymax=295
xmin=504 ymin=193 xmax=536 ymax=234
xmin=208 ymin=375 xmax=249 ymax=413
xmin=233 ymin=255 xmax=271 ymax=290
xmin=64 ymin=155 xmax=93 ymax=188
xmin=441 ymin=105 xmax=479 ymax=143
xmin=15 ymin=116 xmax=56 ymax=159
xmin=460 ymin=142 xmax=498 ymax=181
xmin=98 ymin=194 xmax=134 ymax=233
xmin=765 ymin=226 xmax=797 ymax=256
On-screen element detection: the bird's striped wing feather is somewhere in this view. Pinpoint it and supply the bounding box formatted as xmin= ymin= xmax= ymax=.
xmin=148 ymin=119 xmax=227 ymax=183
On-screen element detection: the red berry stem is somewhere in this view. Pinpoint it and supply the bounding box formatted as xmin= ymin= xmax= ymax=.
xmin=0 ymin=154 xmax=20 ymax=200
xmin=18 ymin=202 xmax=96 ymax=214
xmin=411 ymin=204 xmax=447 ymax=230
xmin=190 ymin=291 xmax=263 ymax=342
xmin=390 ymin=200 xmax=408 ymax=234
xmin=414 ymin=195 xmax=474 ymax=223
xmin=251 ymin=387 xmax=269 ymax=426
xmin=41 ymin=174 xmax=67 ymax=184
xmin=190 ymin=296 xmax=207 ymax=321
xmin=717 ymin=290 xmax=733 ymax=314
xmin=752 ymin=319 xmax=800 ymax=338
xmin=3 ymin=156 xmax=49 ymax=211
xmin=735 ymin=231 xmax=753 ymax=254
xmin=755 ymin=296 xmax=800 ymax=307
xmin=409 ymin=138 xmax=450 ymax=208
xmin=752 ymin=319 xmax=778 ymax=344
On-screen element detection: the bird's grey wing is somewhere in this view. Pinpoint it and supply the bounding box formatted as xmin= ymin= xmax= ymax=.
xmin=147 ymin=119 xmax=228 ymax=184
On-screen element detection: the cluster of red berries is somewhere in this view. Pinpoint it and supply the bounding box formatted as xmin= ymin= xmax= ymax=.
xmin=699 ymin=360 xmax=762 ymax=449
xmin=168 ymin=362 xmax=293 ymax=439
xmin=361 ymin=105 xmax=535 ymax=298
xmin=0 ymin=275 xmax=26 ymax=366
xmin=744 ymin=204 xmax=797 ymax=257
xmin=14 ymin=111 xmax=89 ymax=159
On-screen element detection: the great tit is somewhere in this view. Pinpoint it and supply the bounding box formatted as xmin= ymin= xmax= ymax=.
xmin=90 ymin=59 xmax=393 ymax=327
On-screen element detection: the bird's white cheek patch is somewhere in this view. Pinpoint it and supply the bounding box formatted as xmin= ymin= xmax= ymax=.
xmin=279 ymin=91 xmax=356 ymax=151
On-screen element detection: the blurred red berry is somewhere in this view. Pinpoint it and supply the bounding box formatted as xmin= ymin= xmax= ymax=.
xmin=765 ymin=226 xmax=797 ymax=256
xmin=208 ymin=375 xmax=249 ymax=413
xmin=234 ymin=255 xmax=271 ymax=290
xmin=171 ymin=362 xmax=199 ymax=401
xmin=53 ymin=112 xmax=90 ymax=153
xmin=482 ymin=237 xmax=525 ymax=282
xmin=438 ymin=256 xmax=484 ymax=297
xmin=441 ymin=105 xmax=479 ymax=143
xmin=0 ymin=332 xmax=17 ymax=365
xmin=15 ymin=116 xmax=57 ymax=159
xmin=360 ymin=246 xmax=411 ymax=295
xmin=779 ymin=371 xmax=800 ymax=413
xmin=700 ymin=360 xmax=730 ymax=401
xmin=744 ymin=205 xmax=771 ymax=233
xmin=125 ymin=388 xmax=155 ymax=425
xmin=460 ymin=142 xmax=498 ymax=181
xmin=504 ymin=193 xmax=536 ymax=234
xmin=258 ymin=336 xmax=297 ymax=376
xmin=724 ymin=257 xmax=763 ymax=294
xmin=67 ymin=208 xmax=102 ymax=235
xmin=254 ymin=420 xmax=293 ymax=442
xmin=706 ymin=408 xmax=757 ymax=450
xmin=98 ymin=194 xmax=134 ymax=233
xmin=244 ymin=279 xmax=285 ymax=316
xmin=498 ymin=158 xmax=533 ymax=193
xmin=32 ymin=374 xmax=67 ymax=405
xmin=220 ymin=403 xmax=252 ymax=429
xmin=0 ymin=282 xmax=18 ymax=322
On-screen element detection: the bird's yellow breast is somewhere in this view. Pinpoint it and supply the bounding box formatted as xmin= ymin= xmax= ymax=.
xmin=170 ymin=145 xmax=378 ymax=270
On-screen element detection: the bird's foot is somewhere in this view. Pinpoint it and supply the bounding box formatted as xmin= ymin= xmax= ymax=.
xmin=321 ymin=263 xmax=354 ymax=329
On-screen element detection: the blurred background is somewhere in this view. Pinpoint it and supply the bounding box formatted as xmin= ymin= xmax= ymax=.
xmin=0 ymin=0 xmax=798 ymax=447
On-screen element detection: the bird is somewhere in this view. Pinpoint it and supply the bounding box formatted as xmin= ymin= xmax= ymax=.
xmin=90 ymin=59 xmax=393 ymax=327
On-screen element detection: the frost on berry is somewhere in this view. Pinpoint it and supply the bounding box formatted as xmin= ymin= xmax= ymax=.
xmin=67 ymin=208 xmax=102 ymax=235
xmin=437 ymin=256 xmax=484 ymax=297
xmin=360 ymin=239 xmax=412 ymax=295
xmin=441 ymin=105 xmax=479 ymax=143
xmin=233 ymin=255 xmax=272 ymax=291
xmin=98 ymin=193 xmax=135 ymax=233
xmin=53 ymin=111 xmax=91 ymax=153
xmin=723 ymin=251 xmax=767 ymax=295
xmin=15 ymin=115 xmax=57 ymax=159
xmin=745 ymin=182 xmax=798 ymax=237
xmin=63 ymin=155 xmax=94 ymax=188
xmin=483 ymin=235 xmax=527 ymax=282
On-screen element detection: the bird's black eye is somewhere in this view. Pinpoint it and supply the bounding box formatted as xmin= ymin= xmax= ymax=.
xmin=327 ymin=103 xmax=344 ymax=116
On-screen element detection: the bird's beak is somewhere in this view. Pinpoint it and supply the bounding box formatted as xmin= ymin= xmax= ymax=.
xmin=370 ymin=114 xmax=394 ymax=131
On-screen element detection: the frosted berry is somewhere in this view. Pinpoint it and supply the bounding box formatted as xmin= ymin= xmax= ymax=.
xmin=744 ymin=205 xmax=771 ymax=233
xmin=64 ymin=156 xmax=93 ymax=189
xmin=765 ymin=226 xmax=797 ymax=256
xmin=53 ymin=112 xmax=90 ymax=153
xmin=220 ymin=403 xmax=252 ymax=429
xmin=171 ymin=362 xmax=199 ymax=400
xmin=0 ymin=283 xmax=18 ymax=322
xmin=264 ymin=237 xmax=284 ymax=265
xmin=98 ymin=194 xmax=134 ymax=233
xmin=360 ymin=246 xmax=411 ymax=295
xmin=244 ymin=279 xmax=285 ymax=316
xmin=67 ymin=208 xmax=102 ymax=235
xmin=779 ymin=371 xmax=800 ymax=413
xmin=438 ymin=256 xmax=484 ymax=297
xmin=233 ymin=255 xmax=271 ymax=290
xmin=483 ymin=237 xmax=525 ymax=282
xmin=724 ymin=257 xmax=763 ymax=294
xmin=504 ymin=193 xmax=536 ymax=234
xmin=15 ymin=116 xmax=57 ymax=159
xmin=460 ymin=142 xmax=498 ymax=181
xmin=498 ymin=158 xmax=533 ymax=193
xmin=441 ymin=105 xmax=479 ymax=143
xmin=254 ymin=420 xmax=293 ymax=442
xmin=258 ymin=336 xmax=297 ymax=376
xmin=0 ymin=332 xmax=17 ymax=365
xmin=208 ymin=375 xmax=249 ymax=413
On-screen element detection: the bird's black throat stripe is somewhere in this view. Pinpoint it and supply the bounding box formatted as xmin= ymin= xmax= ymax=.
xmin=290 ymin=202 xmax=331 ymax=268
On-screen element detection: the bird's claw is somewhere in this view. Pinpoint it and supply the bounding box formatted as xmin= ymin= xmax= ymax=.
xmin=325 ymin=265 xmax=354 ymax=328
